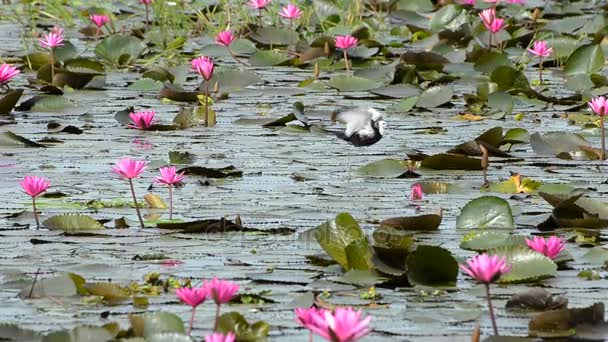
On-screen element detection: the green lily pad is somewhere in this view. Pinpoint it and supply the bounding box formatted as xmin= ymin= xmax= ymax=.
xmin=0 ymin=89 xmax=24 ymax=115
xmin=129 ymin=78 xmax=164 ymax=91
xmin=490 ymin=66 xmax=530 ymax=91
xmin=0 ymin=323 xmax=42 ymax=341
xmin=370 ymin=84 xmax=421 ymax=98
xmin=249 ymin=50 xmax=291 ymax=66
xmin=406 ymin=245 xmax=458 ymax=287
xmin=456 ymin=196 xmax=515 ymax=230
xmin=564 ymin=44 xmax=605 ymax=76
xmin=43 ymin=214 xmax=105 ymax=231
xmin=250 ymin=27 xmax=299 ymax=46
xmin=201 ymin=68 xmax=262 ymax=93
xmin=19 ymin=273 xmax=79 ymax=299
xmin=357 ymin=159 xmax=407 ymax=178
xmin=415 ymin=85 xmax=453 ymax=108
xmin=328 ymin=75 xmax=383 ymax=92
xmin=420 ymin=153 xmax=482 ymax=170
xmin=141 ymin=312 xmax=185 ymax=338
xmin=95 ymin=35 xmax=145 ymax=67
xmin=42 ymin=326 xmax=114 ymax=342
xmin=0 ymin=131 xmax=46 ymax=148
xmin=460 ymin=230 xmax=524 ymax=251
xmin=530 ymin=132 xmax=590 ymax=156
xmin=490 ymin=245 xmax=557 ymax=283
xmin=308 ymin=213 xmax=369 ymax=271
xmin=430 ymin=4 xmax=468 ymax=32
xmin=147 ymin=333 xmax=193 ymax=342
xmin=199 ymin=39 xmax=257 ymax=57
xmin=217 ymin=311 xmax=269 ymax=342
xmin=386 ymin=96 xmax=419 ymax=113
xmin=380 ymin=213 xmax=442 ymax=231
xmin=581 ymin=247 xmax=608 ymax=265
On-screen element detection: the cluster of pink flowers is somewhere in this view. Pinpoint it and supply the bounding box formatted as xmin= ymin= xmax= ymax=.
xmin=479 ymin=8 xmax=507 ymax=34
xmin=176 ymin=278 xmax=240 ymax=335
xmin=296 ymin=307 xmax=371 ymax=342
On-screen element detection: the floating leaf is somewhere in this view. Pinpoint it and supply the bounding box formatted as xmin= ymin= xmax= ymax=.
xmin=250 ymin=27 xmax=299 ymax=45
xmin=420 ymin=153 xmax=482 ymax=170
xmin=0 ymin=89 xmax=23 ymax=115
xmin=308 ymin=213 xmax=369 ymax=271
xmin=140 ymin=312 xmax=185 ymax=338
xmin=415 ymin=85 xmax=453 ymax=108
xmin=406 ymin=245 xmax=458 ymax=287
xmin=380 ymin=213 xmax=442 ymax=231
xmin=0 ymin=131 xmax=46 ymax=148
xmin=328 ymin=76 xmax=383 ymax=92
xmin=16 ymin=95 xmax=75 ymax=112
xmin=169 ymin=151 xmax=196 ymax=165
xmin=357 ymin=159 xmax=407 ymax=178
xmin=95 ymin=35 xmax=145 ymax=67
xmin=490 ymin=66 xmax=530 ymax=91
xmin=129 ymin=79 xmax=164 ymax=91
xmin=43 ymin=214 xmax=104 ymax=231
xmin=581 ymin=247 xmax=608 ymax=265
xmin=484 ymin=173 xmax=543 ymax=194
xmin=178 ymin=165 xmax=242 ymax=178
xmin=506 ymin=288 xmax=568 ymax=311
xmin=430 ymin=4 xmax=468 ymax=32
xmin=84 ymin=282 xmax=131 ymax=305
xmin=216 ymin=312 xmax=269 ymax=342
xmin=249 ymin=50 xmax=291 ymax=66
xmin=456 ymin=196 xmax=514 ymax=230
xmin=528 ymin=303 xmax=604 ymax=338
xmin=460 ymin=230 xmax=524 ymax=251
xmin=490 ymin=245 xmax=557 ymax=283
xmin=530 ymin=132 xmax=589 ymax=156
xmin=386 ymin=96 xmax=418 ymax=113
xmin=201 ymin=69 xmax=262 ymax=94
xmin=147 ymin=333 xmax=193 ymax=342
xmin=335 ymin=269 xmax=388 ymax=286
xmin=19 ymin=273 xmax=78 ymax=299
xmin=42 ymin=326 xmax=114 ymax=342
xmin=144 ymin=194 xmax=167 ymax=209
xmin=564 ymin=44 xmax=605 ymax=76
xmin=370 ymin=84 xmax=421 ymax=99
xmin=0 ymin=323 xmax=42 ymax=341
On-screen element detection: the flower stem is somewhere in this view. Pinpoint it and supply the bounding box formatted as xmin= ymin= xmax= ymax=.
xmin=128 ymin=178 xmax=144 ymax=229
xmin=187 ymin=306 xmax=196 ymax=335
xmin=50 ymin=49 xmax=55 ymax=85
xmin=601 ymin=116 xmax=606 ymax=160
xmin=32 ymin=197 xmax=40 ymax=229
xmin=258 ymin=8 xmax=262 ymax=27
xmin=168 ymin=184 xmax=173 ymax=220
xmin=539 ymin=57 xmax=544 ymax=84
xmin=344 ymin=50 xmax=350 ymax=73
xmin=145 ymin=4 xmax=150 ymax=30
xmin=484 ymin=283 xmax=499 ymax=336
xmin=488 ymin=33 xmax=492 ymax=52
xmin=309 ymin=331 xmax=313 ymax=342
xmin=213 ymin=303 xmax=221 ymax=331
xmin=204 ymin=81 xmax=210 ymax=127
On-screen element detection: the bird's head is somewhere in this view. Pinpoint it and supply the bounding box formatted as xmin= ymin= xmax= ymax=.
xmin=378 ymin=120 xmax=387 ymax=135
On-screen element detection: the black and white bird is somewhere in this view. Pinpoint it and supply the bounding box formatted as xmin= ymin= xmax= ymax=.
xmin=330 ymin=107 xmax=387 ymax=146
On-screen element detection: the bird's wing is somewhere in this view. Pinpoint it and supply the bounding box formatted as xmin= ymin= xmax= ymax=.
xmin=333 ymin=109 xmax=373 ymax=137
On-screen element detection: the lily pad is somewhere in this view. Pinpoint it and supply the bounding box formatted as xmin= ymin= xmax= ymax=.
xmin=420 ymin=153 xmax=482 ymax=170
xmin=380 ymin=213 xmax=442 ymax=231
xmin=406 ymin=245 xmax=458 ymax=287
xmin=328 ymin=76 xmax=383 ymax=92
xmin=357 ymin=159 xmax=407 ymax=178
xmin=308 ymin=213 xmax=369 ymax=271
xmin=249 ymin=50 xmax=291 ymax=67
xmin=530 ymin=132 xmax=589 ymax=156
xmin=564 ymin=44 xmax=605 ymax=76
xmin=490 ymin=245 xmax=557 ymax=283
xmin=201 ymin=69 xmax=262 ymax=93
xmin=250 ymin=27 xmax=299 ymax=46
xmin=460 ymin=230 xmax=524 ymax=251
xmin=415 ymin=85 xmax=453 ymax=108
xmin=456 ymin=196 xmax=515 ymax=230
xmin=216 ymin=312 xmax=269 ymax=342
xmin=95 ymin=35 xmax=145 ymax=67
xmin=0 ymin=131 xmax=46 ymax=148
xmin=0 ymin=89 xmax=23 ymax=115
xmin=43 ymin=214 xmax=105 ymax=231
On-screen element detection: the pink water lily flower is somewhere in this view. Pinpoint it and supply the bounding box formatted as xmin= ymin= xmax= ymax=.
xmin=139 ymin=0 xmax=152 ymax=4
xmin=38 ymin=31 xmax=64 ymax=49
xmin=203 ymin=278 xmax=239 ymax=330
xmin=155 ymin=166 xmax=185 ymax=220
xmin=526 ymin=236 xmax=565 ymax=260
xmin=129 ymin=110 xmax=156 ymax=130
xmin=486 ymin=17 xmax=507 ymax=33
xmin=309 ymin=307 xmax=372 ymax=342
xmin=176 ymin=287 xmax=207 ymax=307
xmin=155 ymin=166 xmax=185 ymax=185
xmin=176 ymin=286 xmax=207 ymax=335
xmin=90 ymin=14 xmax=110 ymax=28
xmin=460 ymin=0 xmax=475 ymax=4
xmin=203 ymin=277 xmax=239 ymax=304
xmin=279 ymin=4 xmax=302 ymax=19
xmin=191 ymin=56 xmax=214 ymax=81
xmin=249 ymin=0 xmax=271 ymax=9
xmin=506 ymin=0 xmax=525 ymax=3
xmin=19 ymin=175 xmax=51 ymax=229
xmin=296 ymin=307 xmax=328 ymax=329
xmin=19 ymin=176 xmax=51 ymax=198
xmin=335 ymin=35 xmax=358 ymax=50
xmin=112 ymin=158 xmax=147 ymax=179
xmin=51 ymin=26 xmax=64 ymax=36
xmin=216 ymin=30 xmax=236 ymax=47
xmin=205 ymin=333 xmax=236 ymax=342
xmin=410 ymin=183 xmax=423 ymax=201
xmin=589 ymin=96 xmax=607 ymax=116
xmin=478 ymin=8 xmax=496 ymax=27
xmin=0 ymin=63 xmax=20 ymax=87
xmin=460 ymin=253 xmax=511 ymax=284
xmin=528 ymin=41 xmax=552 ymax=58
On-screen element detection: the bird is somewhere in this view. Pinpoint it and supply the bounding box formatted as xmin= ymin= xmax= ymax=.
xmin=330 ymin=107 xmax=387 ymax=146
